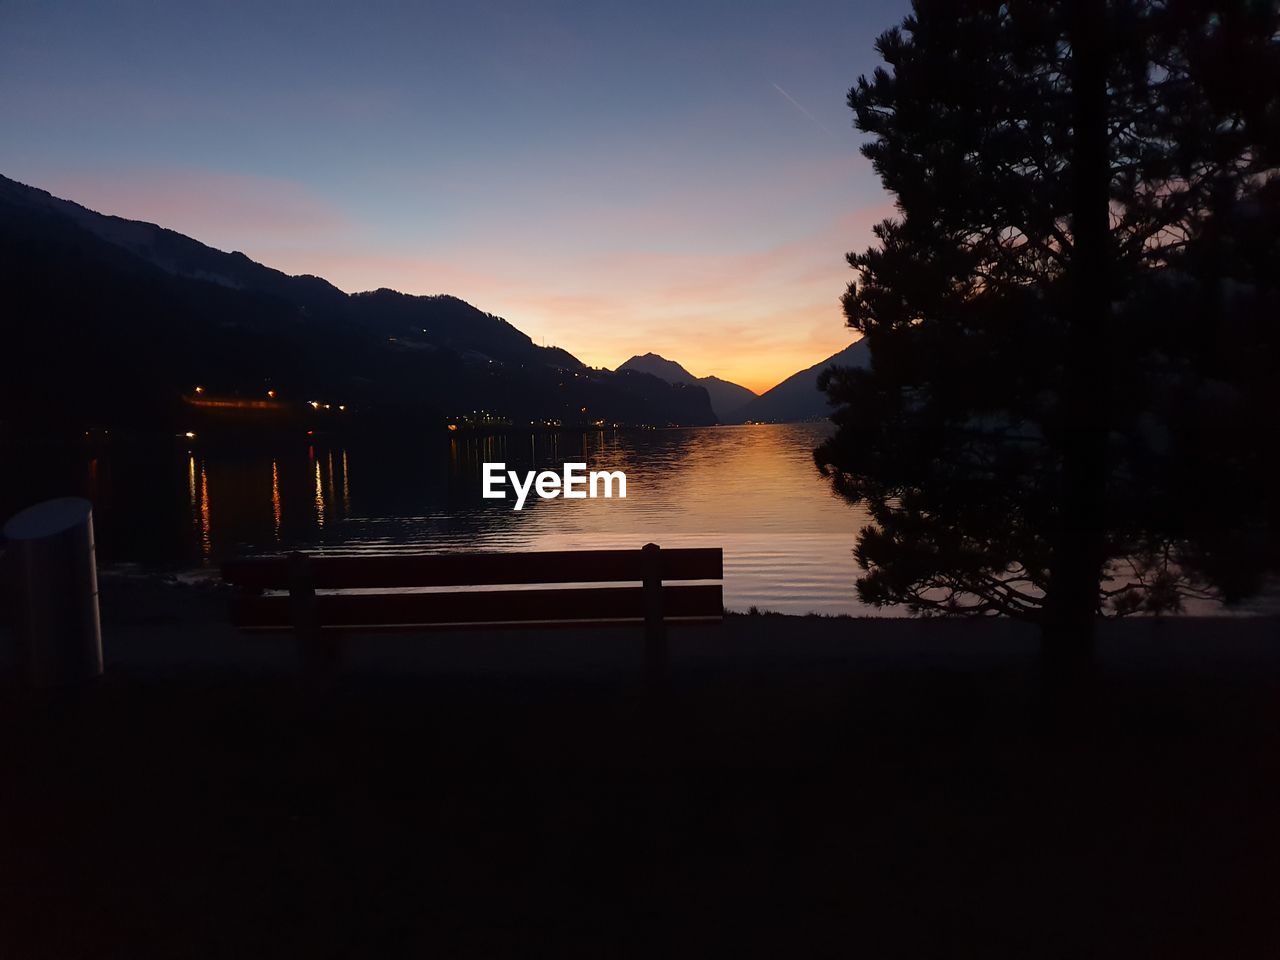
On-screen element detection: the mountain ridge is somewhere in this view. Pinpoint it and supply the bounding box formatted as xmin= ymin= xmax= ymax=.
xmin=617 ymin=353 xmax=757 ymax=422
xmin=733 ymin=340 xmax=870 ymax=423
xmin=0 ymin=174 xmax=715 ymax=433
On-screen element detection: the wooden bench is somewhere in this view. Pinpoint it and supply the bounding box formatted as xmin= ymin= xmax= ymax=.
xmin=221 ymin=543 xmax=723 ymax=685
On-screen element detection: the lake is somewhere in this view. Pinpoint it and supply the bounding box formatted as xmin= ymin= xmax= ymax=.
xmin=6 ymin=423 xmax=884 ymax=616
xmin=7 ymin=422 xmax=1270 ymax=618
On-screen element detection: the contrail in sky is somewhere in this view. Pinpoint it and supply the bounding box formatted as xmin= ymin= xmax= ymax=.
xmin=771 ymin=82 xmax=834 ymax=137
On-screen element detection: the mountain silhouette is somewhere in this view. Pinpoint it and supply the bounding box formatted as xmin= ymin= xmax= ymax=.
xmin=617 ymin=352 xmax=757 ymax=422
xmin=0 ymin=175 xmax=715 ymax=434
xmin=733 ymin=341 xmax=870 ymax=423
xmin=0 ymin=175 xmax=584 ymax=369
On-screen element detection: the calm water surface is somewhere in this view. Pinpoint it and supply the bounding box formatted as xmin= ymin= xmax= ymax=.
xmin=13 ymin=424 xmax=882 ymax=616
xmin=9 ymin=422 xmax=1270 ymax=617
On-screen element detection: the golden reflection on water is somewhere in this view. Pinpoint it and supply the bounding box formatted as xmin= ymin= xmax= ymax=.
xmin=341 ymin=450 xmax=351 ymax=514
xmin=444 ymin=424 xmax=848 ymax=534
xmin=271 ymin=461 xmax=282 ymax=542
xmin=184 ymin=426 xmax=852 ymax=547
xmin=326 ymin=450 xmax=336 ymax=514
xmin=186 ymin=454 xmax=212 ymax=557
xmin=313 ymin=448 xmax=325 ymax=528
xmin=63 ymin=424 xmax=1280 ymax=617
xmin=164 ymin=425 xmax=888 ymax=613
xmin=197 ymin=459 xmax=211 ymax=558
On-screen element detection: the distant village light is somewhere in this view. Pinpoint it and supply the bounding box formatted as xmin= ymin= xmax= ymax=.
xmin=194 ymin=385 xmax=205 ymax=394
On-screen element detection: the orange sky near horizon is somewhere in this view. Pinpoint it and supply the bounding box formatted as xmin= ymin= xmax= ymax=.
xmin=2 ymin=0 xmax=914 ymax=395
xmin=23 ymin=170 xmax=886 ymax=394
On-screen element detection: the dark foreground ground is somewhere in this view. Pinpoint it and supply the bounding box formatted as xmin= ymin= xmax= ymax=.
xmin=2 ymin=576 xmax=1279 ymax=957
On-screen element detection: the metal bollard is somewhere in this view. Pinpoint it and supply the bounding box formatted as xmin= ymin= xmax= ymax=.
xmin=3 ymin=497 xmax=103 ymax=687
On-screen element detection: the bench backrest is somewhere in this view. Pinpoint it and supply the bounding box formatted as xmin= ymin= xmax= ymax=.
xmin=222 ymin=545 xmax=723 ymax=632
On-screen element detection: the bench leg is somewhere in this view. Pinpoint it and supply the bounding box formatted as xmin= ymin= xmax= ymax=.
xmin=641 ymin=543 xmax=668 ymax=694
xmin=289 ymin=551 xmax=341 ymax=686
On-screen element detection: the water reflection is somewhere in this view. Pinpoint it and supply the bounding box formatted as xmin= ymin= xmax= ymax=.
xmin=186 ymin=455 xmax=212 ymax=560
xmin=271 ymin=461 xmax=282 ymax=543
xmin=15 ymin=424 xmax=876 ymax=612
xmin=6 ymin=424 xmax=1276 ymax=616
xmin=341 ymin=450 xmax=351 ymax=514
xmin=313 ymin=449 xmax=325 ymax=529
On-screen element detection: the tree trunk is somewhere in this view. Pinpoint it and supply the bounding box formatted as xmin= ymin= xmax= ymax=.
xmin=1043 ymin=0 xmax=1111 ymax=685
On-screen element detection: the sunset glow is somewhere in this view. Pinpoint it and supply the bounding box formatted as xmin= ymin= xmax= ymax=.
xmin=1 ymin=0 xmax=909 ymax=393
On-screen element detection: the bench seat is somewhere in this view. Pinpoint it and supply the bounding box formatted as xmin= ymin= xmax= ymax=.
xmin=221 ymin=544 xmax=723 ymax=683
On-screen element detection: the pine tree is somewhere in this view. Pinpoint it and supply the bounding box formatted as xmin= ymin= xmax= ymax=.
xmin=816 ymin=0 xmax=1280 ymax=658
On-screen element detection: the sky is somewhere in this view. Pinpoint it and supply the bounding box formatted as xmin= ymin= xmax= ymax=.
xmin=1 ymin=0 xmax=910 ymax=393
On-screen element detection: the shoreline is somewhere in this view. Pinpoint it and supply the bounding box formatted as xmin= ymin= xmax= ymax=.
xmin=5 ymin=569 xmax=1276 ymax=687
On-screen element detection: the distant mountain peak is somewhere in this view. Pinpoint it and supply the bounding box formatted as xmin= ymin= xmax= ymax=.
xmin=732 ymin=340 xmax=870 ymax=424
xmin=617 ymin=352 xmax=757 ymax=422
xmin=618 ymin=353 xmax=699 ymax=386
